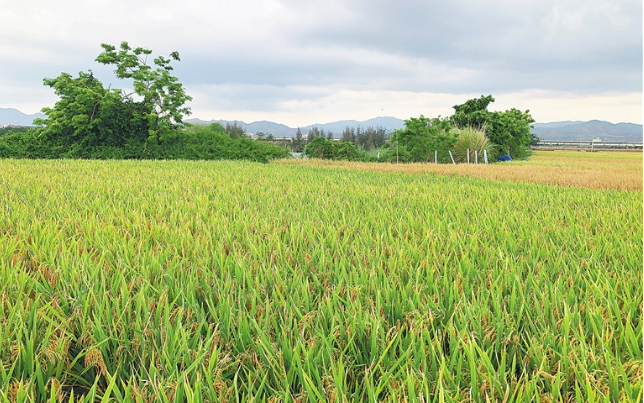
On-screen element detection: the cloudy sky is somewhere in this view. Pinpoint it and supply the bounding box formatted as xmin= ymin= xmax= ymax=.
xmin=0 ymin=0 xmax=641 ymax=126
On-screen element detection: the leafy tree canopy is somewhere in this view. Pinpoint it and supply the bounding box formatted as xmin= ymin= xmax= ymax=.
xmin=304 ymin=136 xmax=359 ymax=161
xmin=35 ymin=71 xmax=149 ymax=152
xmin=35 ymin=42 xmax=192 ymax=148
xmin=225 ymin=122 xmax=246 ymax=138
xmin=450 ymin=95 xmax=535 ymax=158
xmin=1 ymin=42 xmax=288 ymax=162
xmin=290 ymin=128 xmax=305 ymax=152
xmin=390 ymin=116 xmax=457 ymax=163
xmin=96 ymin=42 xmax=192 ymax=139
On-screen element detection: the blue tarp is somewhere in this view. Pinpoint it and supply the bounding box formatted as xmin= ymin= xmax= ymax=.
xmin=498 ymin=155 xmax=512 ymax=161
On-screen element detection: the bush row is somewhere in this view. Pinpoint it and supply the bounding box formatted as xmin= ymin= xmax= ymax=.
xmin=0 ymin=124 xmax=289 ymax=163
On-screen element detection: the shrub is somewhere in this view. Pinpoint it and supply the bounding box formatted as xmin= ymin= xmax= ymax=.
xmin=392 ymin=116 xmax=458 ymax=163
xmin=0 ymin=124 xmax=289 ymax=163
xmin=451 ymin=126 xmax=497 ymax=163
xmin=304 ymin=137 xmax=360 ymax=161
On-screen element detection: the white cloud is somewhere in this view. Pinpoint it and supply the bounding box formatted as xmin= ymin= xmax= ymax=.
xmin=494 ymin=90 xmax=642 ymax=124
xmin=189 ymin=85 xmax=642 ymax=126
xmin=0 ymin=79 xmax=57 ymax=114
xmin=0 ymin=0 xmax=640 ymax=125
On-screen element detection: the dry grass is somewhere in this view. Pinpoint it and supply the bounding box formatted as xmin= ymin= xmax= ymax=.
xmin=278 ymin=150 xmax=643 ymax=191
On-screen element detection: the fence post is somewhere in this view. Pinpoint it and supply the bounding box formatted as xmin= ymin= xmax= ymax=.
xmin=484 ymin=149 xmax=488 ymax=164
xmin=467 ymin=149 xmax=470 ymax=164
xmin=449 ymin=151 xmax=455 ymax=164
xmin=475 ymin=150 xmax=478 ymax=164
xmin=434 ymin=150 xmax=437 ymax=164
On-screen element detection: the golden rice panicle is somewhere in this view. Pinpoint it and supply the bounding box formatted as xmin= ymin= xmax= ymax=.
xmin=85 ymin=348 xmax=109 ymax=376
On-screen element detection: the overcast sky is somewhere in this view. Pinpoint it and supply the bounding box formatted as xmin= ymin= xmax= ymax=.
xmin=0 ymin=0 xmax=641 ymax=125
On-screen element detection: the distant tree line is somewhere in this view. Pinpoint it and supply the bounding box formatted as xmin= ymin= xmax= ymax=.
xmin=340 ymin=126 xmax=388 ymax=150
xmin=0 ymin=126 xmax=31 ymax=137
xmin=302 ymin=95 xmax=536 ymax=162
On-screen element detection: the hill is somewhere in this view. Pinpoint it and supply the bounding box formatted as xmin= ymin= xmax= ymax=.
xmin=0 ymin=108 xmax=46 ymax=126
xmin=2 ymin=108 xmax=641 ymax=142
xmin=186 ymin=116 xmax=406 ymax=137
xmin=532 ymin=120 xmax=642 ymax=142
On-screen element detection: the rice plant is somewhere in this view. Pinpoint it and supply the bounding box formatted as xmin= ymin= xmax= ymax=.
xmin=0 ymin=159 xmax=641 ymax=402
xmin=281 ymin=150 xmax=643 ymax=190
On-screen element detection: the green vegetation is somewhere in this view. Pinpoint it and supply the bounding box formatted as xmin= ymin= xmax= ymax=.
xmin=1 ymin=159 xmax=641 ymax=402
xmin=0 ymin=127 xmax=31 ymax=137
xmin=339 ymin=127 xmax=388 ymax=151
xmin=303 ymin=136 xmax=400 ymax=162
xmin=450 ymin=95 xmax=536 ymax=159
xmin=451 ymin=127 xmax=495 ymax=163
xmin=303 ymin=137 xmax=360 ymax=160
xmin=0 ymin=123 xmax=288 ymax=162
xmin=290 ymin=128 xmax=306 ymax=153
xmin=310 ymin=95 xmax=536 ymax=163
xmin=0 ymin=43 xmax=287 ymax=162
xmin=389 ymin=116 xmax=457 ymax=163
xmin=36 ymin=41 xmax=191 ymax=147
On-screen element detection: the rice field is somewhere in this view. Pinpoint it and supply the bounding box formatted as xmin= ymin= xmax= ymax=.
xmin=280 ymin=151 xmax=643 ymax=191
xmin=0 ymin=158 xmax=642 ymax=402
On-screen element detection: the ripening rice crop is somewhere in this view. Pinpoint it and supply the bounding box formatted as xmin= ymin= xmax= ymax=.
xmin=0 ymin=159 xmax=641 ymax=402
xmin=282 ymin=150 xmax=643 ymax=191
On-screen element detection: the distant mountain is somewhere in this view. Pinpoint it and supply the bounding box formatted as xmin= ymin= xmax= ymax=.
xmin=0 ymin=108 xmax=46 ymax=126
xmin=3 ymin=108 xmax=641 ymax=143
xmin=532 ymin=121 xmax=583 ymax=129
xmin=186 ymin=119 xmax=299 ymax=137
xmin=532 ymin=120 xmax=642 ymax=142
xmin=186 ymin=116 xmax=406 ymax=137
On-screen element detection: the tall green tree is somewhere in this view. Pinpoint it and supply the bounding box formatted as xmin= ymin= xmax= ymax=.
xmin=290 ymin=127 xmax=305 ymax=152
xmin=450 ymin=95 xmax=535 ymax=158
xmin=34 ymin=42 xmax=192 ymax=154
xmin=341 ymin=127 xmax=356 ymax=143
xmin=225 ymin=122 xmax=246 ymax=138
xmin=34 ymin=71 xmax=150 ymax=156
xmin=391 ymin=116 xmax=456 ymax=162
xmin=95 ymin=42 xmax=192 ymax=142
xmin=2 ymin=42 xmax=290 ymax=162
xmin=307 ymin=127 xmax=325 ymax=142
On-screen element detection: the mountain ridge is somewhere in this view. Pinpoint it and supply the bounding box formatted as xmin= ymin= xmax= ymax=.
xmin=2 ymin=108 xmax=641 ymax=142
xmin=185 ymin=116 xmax=406 ymax=137
xmin=532 ymin=120 xmax=642 ymax=142
xmin=0 ymin=108 xmax=46 ymax=126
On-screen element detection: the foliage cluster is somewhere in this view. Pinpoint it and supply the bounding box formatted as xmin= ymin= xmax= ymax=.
xmin=340 ymin=126 xmax=388 ymax=151
xmin=451 ymin=126 xmax=496 ymax=163
xmin=0 ymin=126 xmax=32 ymax=137
xmin=389 ymin=116 xmax=458 ymax=163
xmin=303 ymin=136 xmax=400 ymax=162
xmin=0 ymin=159 xmax=641 ymax=401
xmin=311 ymin=95 xmax=535 ymax=163
xmin=0 ymin=42 xmax=287 ymax=163
xmin=305 ymin=127 xmax=333 ymax=142
xmin=0 ymin=123 xmax=289 ymax=162
xmin=301 ymin=126 xmax=389 ymax=157
xmin=33 ymin=42 xmax=192 ymax=147
xmin=451 ymin=95 xmax=535 ymax=159
xmin=290 ymin=128 xmax=306 ymax=152
xmin=303 ymin=136 xmax=360 ymax=160
xmin=224 ymin=122 xmax=247 ymax=139
xmin=167 ymin=123 xmax=289 ymax=162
